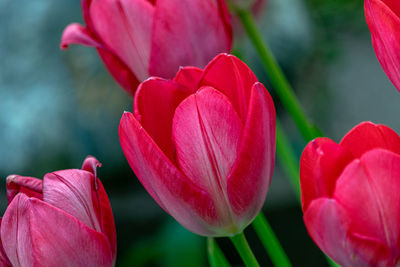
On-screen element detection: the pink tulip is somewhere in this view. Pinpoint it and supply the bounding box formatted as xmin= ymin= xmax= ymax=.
xmin=119 ymin=53 xmax=276 ymax=236
xmin=61 ymin=0 xmax=233 ymax=97
xmin=0 ymin=156 xmax=116 ymax=267
xmin=365 ymin=0 xmax=400 ymax=92
xmin=300 ymin=122 xmax=400 ymax=266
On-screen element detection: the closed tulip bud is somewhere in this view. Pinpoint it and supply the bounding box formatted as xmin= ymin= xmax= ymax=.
xmin=119 ymin=53 xmax=276 ymax=236
xmin=0 ymin=156 xmax=116 ymax=267
xmin=365 ymin=0 xmax=400 ymax=92
xmin=300 ymin=122 xmax=400 ymax=266
xmin=61 ymin=0 xmax=232 ymax=96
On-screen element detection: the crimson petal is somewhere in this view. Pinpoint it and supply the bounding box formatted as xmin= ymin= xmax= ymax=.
xmin=334 ymin=149 xmax=400 ymax=258
xmin=6 ymin=175 xmax=43 ymax=204
xmin=149 ymin=0 xmax=232 ymax=78
xmin=134 ymin=78 xmax=193 ymax=162
xmin=226 ymin=83 xmax=275 ymax=226
xmin=300 ymin=138 xmax=354 ymax=211
xmin=119 ymin=112 xmax=220 ymax=236
xmin=340 ymin=121 xmax=400 ymax=158
xmin=1 ymin=194 xmax=113 ymax=267
xmin=365 ymin=0 xmax=400 ymax=92
xmin=90 ymin=0 xmax=154 ymax=81
xmin=200 ymin=54 xmax=258 ymax=122
xmin=172 ymin=86 xmax=243 ymax=228
xmin=304 ymin=198 xmax=388 ymax=266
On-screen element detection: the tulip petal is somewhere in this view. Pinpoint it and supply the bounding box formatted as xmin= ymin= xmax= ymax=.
xmin=60 ymin=23 xmax=102 ymax=49
xmin=172 ymin=87 xmax=243 ymax=227
xmin=149 ymin=0 xmax=232 ymax=79
xmin=82 ymin=0 xmax=94 ymax=28
xmin=226 ymin=83 xmax=275 ymax=226
xmin=81 ymin=156 xmax=102 ymax=180
xmin=97 ymin=48 xmax=140 ymax=96
xmin=334 ymin=149 xmax=400 ymax=256
xmin=43 ymin=170 xmax=102 ymax=233
xmin=300 ymin=138 xmax=354 ymax=211
xmin=174 ymin=66 xmax=204 ymax=92
xmin=90 ymin=0 xmax=154 ymax=81
xmin=0 ymin=218 xmax=11 ymax=267
xmin=6 ymin=175 xmax=43 ymax=204
xmin=134 ymin=78 xmax=194 ymax=162
xmin=119 ymin=112 xmax=220 ymax=236
xmin=304 ymin=198 xmax=388 ymax=266
xmin=200 ymin=54 xmax=258 ymax=121
xmin=365 ymin=0 xmax=400 ymax=91
xmin=340 ymin=121 xmax=400 ymax=158
xmin=1 ymin=194 xmax=113 ymax=267
xmin=81 ymin=156 xmax=117 ymax=262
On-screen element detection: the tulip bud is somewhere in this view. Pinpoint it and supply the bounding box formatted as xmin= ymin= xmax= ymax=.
xmin=300 ymin=122 xmax=400 ymax=266
xmin=0 ymin=156 xmax=116 ymax=267
xmin=61 ymin=0 xmax=232 ymax=96
xmin=119 ymin=53 xmax=276 ymax=236
xmin=365 ymin=0 xmax=400 ymax=92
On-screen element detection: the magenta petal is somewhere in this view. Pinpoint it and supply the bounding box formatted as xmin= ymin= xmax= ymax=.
xmin=340 ymin=121 xmax=400 ymax=158
xmin=134 ymin=78 xmax=193 ymax=162
xmin=173 ymin=66 xmax=204 ymax=92
xmin=60 ymin=23 xmax=102 ymax=49
xmin=200 ymin=54 xmax=258 ymax=121
xmin=149 ymin=0 xmax=232 ymax=79
xmin=81 ymin=156 xmax=102 ymax=179
xmin=82 ymin=0 xmax=94 ymax=28
xmin=226 ymin=83 xmax=275 ymax=226
xmin=300 ymin=138 xmax=354 ymax=211
xmin=334 ymin=149 xmax=400 ymax=258
xmin=43 ymin=170 xmax=102 ymax=232
xmin=0 ymin=218 xmax=11 ymax=267
xmin=6 ymin=175 xmax=43 ymax=204
xmin=304 ymin=198 xmax=388 ymax=266
xmin=1 ymin=194 xmax=113 ymax=267
xmin=119 ymin=112 xmax=220 ymax=236
xmin=172 ymin=87 xmax=243 ymax=227
xmin=90 ymin=0 xmax=154 ymax=81
xmin=365 ymin=0 xmax=400 ymax=91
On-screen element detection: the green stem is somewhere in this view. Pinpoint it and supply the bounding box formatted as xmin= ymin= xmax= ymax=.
xmin=252 ymin=213 xmax=292 ymax=267
xmin=229 ymin=232 xmax=260 ymax=267
xmin=327 ymin=257 xmax=341 ymax=267
xmin=276 ymin=120 xmax=301 ymax=199
xmin=235 ymin=8 xmax=319 ymax=142
xmin=207 ymin=238 xmax=231 ymax=267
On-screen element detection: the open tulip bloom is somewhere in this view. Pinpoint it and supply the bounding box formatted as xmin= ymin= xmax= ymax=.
xmin=365 ymin=0 xmax=400 ymax=92
xmin=300 ymin=122 xmax=400 ymax=266
xmin=61 ymin=0 xmax=232 ymax=96
xmin=0 ymin=156 xmax=116 ymax=267
xmin=119 ymin=53 xmax=276 ymax=236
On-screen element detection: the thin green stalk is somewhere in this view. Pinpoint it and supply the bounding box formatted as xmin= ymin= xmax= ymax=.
xmin=252 ymin=213 xmax=292 ymax=267
xmin=235 ymin=8 xmax=319 ymax=142
xmin=276 ymin=120 xmax=301 ymax=199
xmin=207 ymin=237 xmax=231 ymax=267
xmin=230 ymin=232 xmax=260 ymax=267
xmin=327 ymin=257 xmax=341 ymax=267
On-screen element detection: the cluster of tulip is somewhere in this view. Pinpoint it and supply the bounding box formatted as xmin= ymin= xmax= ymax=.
xmin=1 ymin=0 xmax=400 ymax=266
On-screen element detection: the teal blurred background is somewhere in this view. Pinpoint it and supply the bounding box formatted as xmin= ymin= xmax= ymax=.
xmin=1 ymin=0 xmax=400 ymax=266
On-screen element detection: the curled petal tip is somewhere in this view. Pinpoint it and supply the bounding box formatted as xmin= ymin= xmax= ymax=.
xmin=81 ymin=156 xmax=101 ymax=189
xmin=60 ymin=23 xmax=102 ymax=50
xmin=6 ymin=175 xmax=18 ymax=184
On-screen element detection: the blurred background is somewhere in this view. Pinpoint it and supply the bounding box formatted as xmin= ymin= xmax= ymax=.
xmin=1 ymin=0 xmax=399 ymax=266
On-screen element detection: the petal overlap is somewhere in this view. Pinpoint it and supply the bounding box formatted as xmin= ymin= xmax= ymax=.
xmin=120 ymin=53 xmax=276 ymax=236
